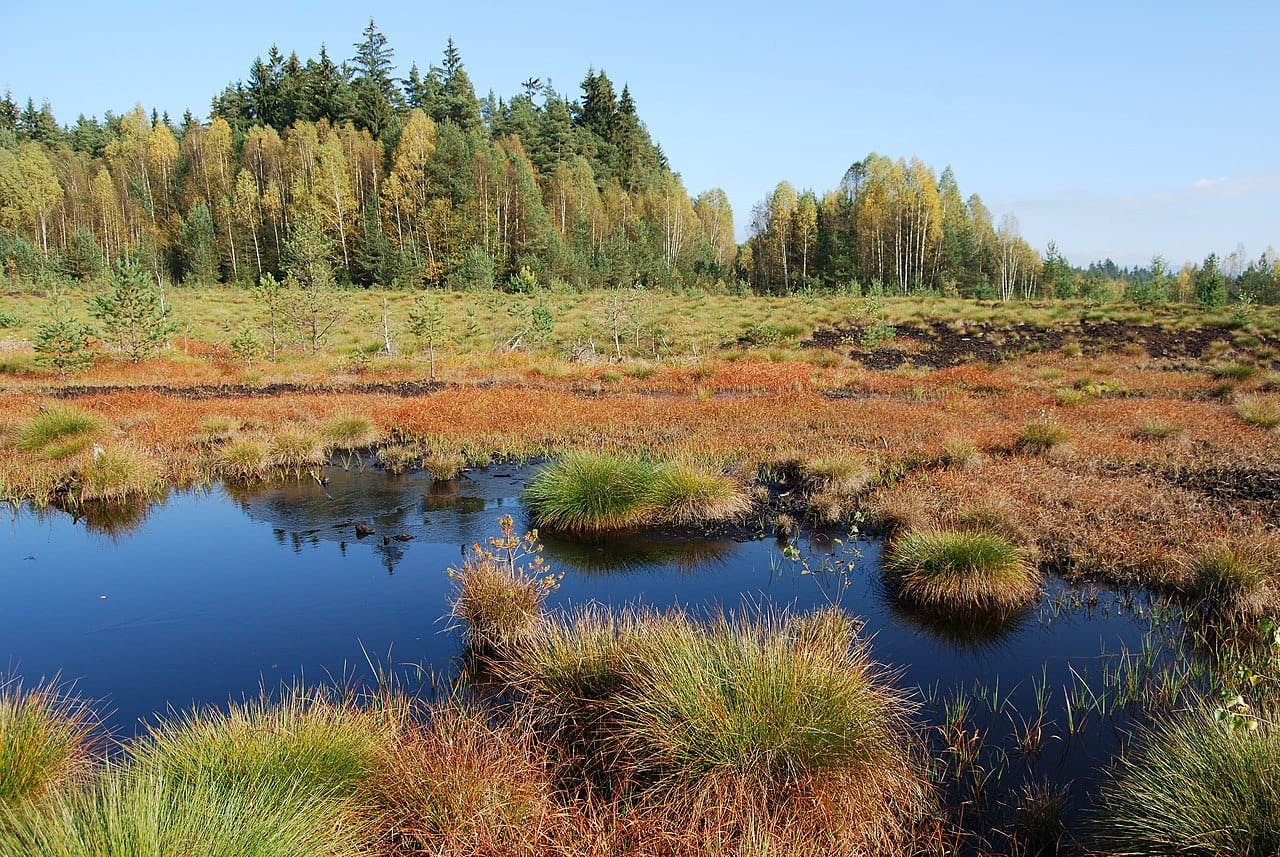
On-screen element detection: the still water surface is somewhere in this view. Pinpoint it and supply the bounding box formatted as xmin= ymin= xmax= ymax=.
xmin=1 ymin=463 xmax=1164 ymax=795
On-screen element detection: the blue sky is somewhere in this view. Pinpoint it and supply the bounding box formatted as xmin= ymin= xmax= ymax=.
xmin=3 ymin=0 xmax=1276 ymax=267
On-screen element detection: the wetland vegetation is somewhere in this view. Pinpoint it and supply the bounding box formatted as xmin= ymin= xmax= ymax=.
xmin=1 ymin=18 xmax=1279 ymax=857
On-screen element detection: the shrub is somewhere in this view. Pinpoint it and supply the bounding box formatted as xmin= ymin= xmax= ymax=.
xmin=1094 ymin=703 xmax=1280 ymax=856
xmin=1015 ymin=420 xmax=1070 ymax=455
xmin=0 ymin=680 xmax=97 ymax=812
xmin=885 ymin=529 xmax=1038 ymax=611
xmin=32 ymin=293 xmax=93 ymax=376
xmin=17 ymin=404 xmax=102 ymax=459
xmin=448 ymin=515 xmax=559 ymax=650
xmin=87 ymin=258 xmax=177 ymax=362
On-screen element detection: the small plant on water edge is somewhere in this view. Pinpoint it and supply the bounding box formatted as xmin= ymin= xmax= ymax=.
xmin=448 ymin=514 xmax=562 ymax=649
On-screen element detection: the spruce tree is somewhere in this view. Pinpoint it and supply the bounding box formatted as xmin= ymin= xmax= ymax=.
xmin=1195 ymin=253 xmax=1228 ymax=310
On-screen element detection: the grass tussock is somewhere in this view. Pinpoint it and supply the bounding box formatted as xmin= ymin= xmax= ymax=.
xmin=194 ymin=414 xmax=241 ymax=444
xmin=215 ymin=438 xmax=271 ymax=479
xmin=373 ymin=702 xmax=564 ymax=856
xmin=133 ymin=686 xmax=403 ymax=801
xmin=1212 ymin=361 xmax=1258 ymax=382
xmin=885 ymin=529 xmax=1039 ymax=612
xmin=77 ymin=445 xmax=160 ymax=503
xmin=325 ymin=414 xmax=377 ymax=450
xmin=449 ymin=515 xmax=559 ymax=650
xmin=269 ymin=430 xmax=327 ymax=470
xmin=0 ymin=679 xmax=97 ymax=813
xmin=1134 ymin=417 xmax=1181 ymax=439
xmin=504 ymin=607 xmax=933 ymax=854
xmin=1235 ymin=396 xmax=1280 ymax=430
xmin=16 ymin=404 xmax=102 ymax=459
xmin=801 ymin=454 xmax=875 ymax=523
xmin=525 ymin=453 xmax=661 ymax=531
xmin=1094 ymin=702 xmax=1280 ymax=856
xmin=525 ymin=453 xmax=749 ymax=532
xmin=1184 ymin=541 xmax=1278 ymax=620
xmin=1015 ymin=420 xmax=1070 ymax=455
xmin=0 ymin=765 xmax=368 ymax=857
xmin=423 ymin=449 xmax=467 ymax=481
xmin=650 ymin=461 xmax=753 ymax=526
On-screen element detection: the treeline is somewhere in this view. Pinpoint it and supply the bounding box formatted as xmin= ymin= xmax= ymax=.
xmin=0 ymin=20 xmax=1276 ymax=307
xmin=743 ymin=160 xmax=1280 ymax=305
xmin=0 ymin=21 xmax=734 ymax=292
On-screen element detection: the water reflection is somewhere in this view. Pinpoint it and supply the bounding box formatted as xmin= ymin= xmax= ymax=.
xmin=886 ymin=594 xmax=1032 ymax=653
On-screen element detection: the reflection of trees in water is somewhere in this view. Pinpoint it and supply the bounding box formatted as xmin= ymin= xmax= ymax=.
xmin=541 ymin=531 xmax=738 ymax=576
xmin=233 ymin=468 xmax=425 ymax=536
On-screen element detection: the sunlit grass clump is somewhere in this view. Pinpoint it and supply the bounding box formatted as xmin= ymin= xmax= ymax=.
xmin=525 ymin=453 xmax=660 ymax=531
xmin=649 ymin=461 xmax=752 ymax=526
xmin=506 ymin=607 xmax=932 ymax=853
xmin=269 ymin=430 xmax=327 ymax=471
xmin=0 ymin=680 xmax=97 ymax=813
xmin=524 ymin=453 xmax=748 ymax=532
xmin=1185 ymin=542 xmax=1277 ymax=620
xmin=215 ymin=438 xmax=270 ymax=479
xmin=16 ymin=404 xmax=102 ymax=459
xmin=1134 ymin=417 xmax=1181 ymax=440
xmin=1095 ymin=703 xmax=1280 ymax=856
xmin=324 ymin=414 xmax=377 ymax=450
xmin=77 ymin=446 xmax=160 ymax=503
xmin=1235 ymin=396 xmax=1280 ymax=430
xmin=801 ymin=454 xmax=875 ymax=523
xmin=1015 ymin=419 xmax=1070 ymax=455
xmin=0 ymin=765 xmax=367 ymax=857
xmin=133 ymin=687 xmax=402 ymax=801
xmin=885 ymin=529 xmax=1038 ymax=611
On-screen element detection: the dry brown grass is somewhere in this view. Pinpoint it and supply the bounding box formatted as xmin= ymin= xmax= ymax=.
xmin=0 ymin=328 xmax=1274 ymax=596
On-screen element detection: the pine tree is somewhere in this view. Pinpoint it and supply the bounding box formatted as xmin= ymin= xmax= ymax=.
xmin=406 ymin=291 xmax=450 ymax=379
xmin=33 ymin=292 xmax=94 ymax=376
xmin=87 ymin=259 xmax=177 ymax=361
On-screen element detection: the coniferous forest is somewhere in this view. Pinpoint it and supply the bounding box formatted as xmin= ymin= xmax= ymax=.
xmin=2 ymin=20 xmax=1275 ymax=304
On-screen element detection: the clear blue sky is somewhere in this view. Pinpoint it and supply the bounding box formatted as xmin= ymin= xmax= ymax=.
xmin=3 ymin=0 xmax=1276 ymax=267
